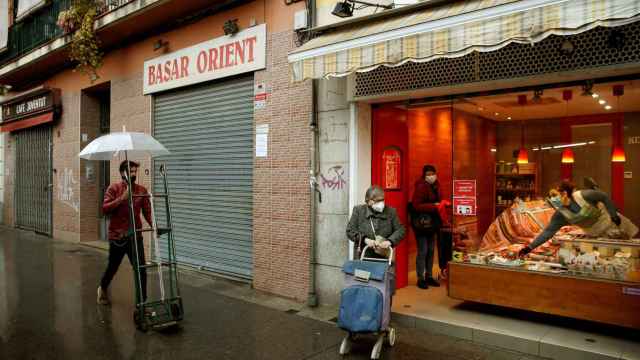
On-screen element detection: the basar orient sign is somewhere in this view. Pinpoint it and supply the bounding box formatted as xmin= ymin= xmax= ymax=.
xmin=143 ymin=24 xmax=266 ymax=94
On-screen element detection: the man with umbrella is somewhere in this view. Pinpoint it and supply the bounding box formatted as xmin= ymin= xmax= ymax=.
xmin=97 ymin=160 xmax=152 ymax=305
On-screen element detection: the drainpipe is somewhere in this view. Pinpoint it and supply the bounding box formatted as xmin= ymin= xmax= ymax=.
xmin=308 ymin=79 xmax=320 ymax=307
xmin=306 ymin=0 xmax=320 ymax=308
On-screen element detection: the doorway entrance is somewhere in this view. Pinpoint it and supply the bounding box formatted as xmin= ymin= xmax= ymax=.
xmin=80 ymin=83 xmax=111 ymax=242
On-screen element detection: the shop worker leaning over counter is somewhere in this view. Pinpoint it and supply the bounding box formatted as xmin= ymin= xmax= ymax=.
xmin=519 ymin=180 xmax=639 ymax=258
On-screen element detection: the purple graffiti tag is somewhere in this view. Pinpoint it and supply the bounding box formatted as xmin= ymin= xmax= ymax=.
xmin=320 ymin=165 xmax=347 ymax=191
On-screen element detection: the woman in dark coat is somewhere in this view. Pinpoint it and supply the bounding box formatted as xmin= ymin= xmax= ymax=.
xmin=346 ymin=186 xmax=405 ymax=259
xmin=412 ymin=165 xmax=442 ymax=289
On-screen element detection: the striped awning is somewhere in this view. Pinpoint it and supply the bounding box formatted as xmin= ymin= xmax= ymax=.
xmin=289 ymin=0 xmax=640 ymax=82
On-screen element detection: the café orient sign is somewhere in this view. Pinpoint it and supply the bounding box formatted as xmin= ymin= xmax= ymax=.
xmin=143 ymin=24 xmax=266 ymax=94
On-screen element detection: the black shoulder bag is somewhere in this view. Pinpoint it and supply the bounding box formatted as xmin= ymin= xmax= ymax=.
xmin=408 ymin=202 xmax=438 ymax=234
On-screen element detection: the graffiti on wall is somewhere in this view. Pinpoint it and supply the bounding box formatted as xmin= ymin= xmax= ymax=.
xmin=320 ymin=165 xmax=347 ymax=191
xmin=57 ymin=168 xmax=79 ymax=212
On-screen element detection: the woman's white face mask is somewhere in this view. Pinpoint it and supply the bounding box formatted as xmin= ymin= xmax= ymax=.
xmin=371 ymin=201 xmax=385 ymax=213
xmin=425 ymin=175 xmax=437 ymax=184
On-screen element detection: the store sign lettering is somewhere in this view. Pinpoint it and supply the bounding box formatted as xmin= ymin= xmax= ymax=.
xmin=1 ymin=89 xmax=59 ymax=124
xmin=143 ymin=24 xmax=266 ymax=94
xmin=15 ymin=96 xmax=47 ymax=115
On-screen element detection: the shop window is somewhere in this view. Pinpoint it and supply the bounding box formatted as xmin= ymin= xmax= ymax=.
xmin=447 ymin=80 xmax=639 ymax=283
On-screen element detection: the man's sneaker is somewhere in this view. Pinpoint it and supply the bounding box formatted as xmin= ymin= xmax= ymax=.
xmin=97 ymin=286 xmax=110 ymax=305
xmin=427 ymin=277 xmax=441 ymax=287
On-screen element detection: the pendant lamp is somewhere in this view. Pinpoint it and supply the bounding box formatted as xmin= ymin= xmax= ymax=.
xmin=561 ymin=90 xmax=575 ymax=164
xmin=612 ymin=145 xmax=626 ymax=162
xmin=611 ymin=85 xmax=626 ymax=163
xmin=517 ymin=148 xmax=529 ymax=164
xmin=561 ymin=148 xmax=575 ymax=163
xmin=516 ymin=95 xmax=528 ymax=164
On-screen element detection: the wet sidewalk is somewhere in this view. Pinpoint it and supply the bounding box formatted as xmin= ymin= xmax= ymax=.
xmin=0 ymin=227 xmax=545 ymax=360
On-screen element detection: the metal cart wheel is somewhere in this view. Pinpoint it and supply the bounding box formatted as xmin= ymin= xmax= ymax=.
xmin=371 ymin=334 xmax=385 ymax=359
xmin=339 ymin=333 xmax=352 ymax=355
xmin=133 ymin=309 xmax=149 ymax=333
xmin=387 ymin=327 xmax=397 ymax=347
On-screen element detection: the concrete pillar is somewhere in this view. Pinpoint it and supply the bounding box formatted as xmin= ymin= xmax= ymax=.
xmin=314 ymin=77 xmax=351 ymax=305
xmin=0 ymin=133 xmax=4 ymax=223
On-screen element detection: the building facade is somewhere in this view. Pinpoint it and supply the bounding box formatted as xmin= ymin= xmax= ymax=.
xmin=292 ymin=0 xmax=640 ymax=329
xmin=0 ymin=0 xmax=314 ymax=302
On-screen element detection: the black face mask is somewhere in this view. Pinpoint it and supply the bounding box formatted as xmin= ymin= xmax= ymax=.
xmin=122 ymin=175 xmax=137 ymax=184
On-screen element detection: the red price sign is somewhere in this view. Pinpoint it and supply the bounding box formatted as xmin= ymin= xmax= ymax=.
xmin=454 ymin=180 xmax=476 ymax=198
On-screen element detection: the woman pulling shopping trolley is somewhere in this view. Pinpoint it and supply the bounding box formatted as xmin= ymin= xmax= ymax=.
xmin=340 ymin=186 xmax=405 ymax=359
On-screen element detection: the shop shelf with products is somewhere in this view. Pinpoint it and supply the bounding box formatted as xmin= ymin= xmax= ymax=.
xmin=494 ymin=162 xmax=538 ymax=216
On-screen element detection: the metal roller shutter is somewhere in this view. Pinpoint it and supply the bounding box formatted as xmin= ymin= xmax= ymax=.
xmin=15 ymin=125 xmax=52 ymax=236
xmin=153 ymin=75 xmax=254 ymax=279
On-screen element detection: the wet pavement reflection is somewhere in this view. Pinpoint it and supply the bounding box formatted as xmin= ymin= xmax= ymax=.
xmin=0 ymin=228 xmax=539 ymax=360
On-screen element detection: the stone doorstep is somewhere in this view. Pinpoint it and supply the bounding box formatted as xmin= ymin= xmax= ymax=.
xmin=391 ymin=312 xmax=629 ymax=360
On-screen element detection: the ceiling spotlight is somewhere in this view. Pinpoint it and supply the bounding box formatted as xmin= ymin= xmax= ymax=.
xmin=605 ymin=105 xmax=612 ymax=110
xmin=495 ymin=112 xmax=500 ymax=116
xmin=592 ymin=93 xmax=599 ymax=98
xmin=599 ymin=99 xmax=606 ymax=105
xmin=507 ymin=117 xmax=512 ymax=120
xmin=532 ymin=89 xmax=543 ymax=103
xmin=581 ymin=81 xmax=594 ymax=96
xmin=478 ymin=107 xmax=484 ymax=111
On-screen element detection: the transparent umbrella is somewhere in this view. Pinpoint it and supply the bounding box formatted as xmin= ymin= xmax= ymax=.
xmin=78 ymin=131 xmax=169 ymax=161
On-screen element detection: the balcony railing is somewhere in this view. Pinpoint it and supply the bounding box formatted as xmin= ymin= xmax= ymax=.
xmin=0 ymin=0 xmax=136 ymax=68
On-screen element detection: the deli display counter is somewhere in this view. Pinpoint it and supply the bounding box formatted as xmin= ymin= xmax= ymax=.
xmin=447 ymin=200 xmax=640 ymax=329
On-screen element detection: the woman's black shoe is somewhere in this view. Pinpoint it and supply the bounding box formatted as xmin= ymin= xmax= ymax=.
xmin=417 ymin=279 xmax=428 ymax=289
xmin=427 ymin=277 xmax=440 ymax=287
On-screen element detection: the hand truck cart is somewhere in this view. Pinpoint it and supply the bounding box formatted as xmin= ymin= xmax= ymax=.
xmin=124 ymin=160 xmax=183 ymax=332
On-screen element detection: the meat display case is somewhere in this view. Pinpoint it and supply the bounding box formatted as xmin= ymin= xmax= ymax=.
xmin=448 ymin=200 xmax=640 ymax=329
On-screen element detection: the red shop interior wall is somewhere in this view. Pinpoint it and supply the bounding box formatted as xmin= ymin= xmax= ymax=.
xmin=407 ymin=107 xmax=453 ymax=267
xmin=375 ymin=106 xmax=497 ymax=285
xmin=406 ymin=107 xmax=496 ymax=267
xmin=452 ymin=109 xmax=497 ymax=239
xmin=408 ymin=108 xmax=454 ymax=202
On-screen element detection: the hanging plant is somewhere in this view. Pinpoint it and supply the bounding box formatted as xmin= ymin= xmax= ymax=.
xmin=57 ymin=0 xmax=103 ymax=81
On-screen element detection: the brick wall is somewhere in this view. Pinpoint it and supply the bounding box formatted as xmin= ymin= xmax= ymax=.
xmin=253 ymin=30 xmax=313 ymax=302
xmin=110 ymin=73 xmax=152 ymax=191
xmin=52 ymin=92 xmax=81 ymax=242
xmin=79 ymin=92 xmax=102 ymax=242
xmin=2 ymin=133 xmax=14 ymax=226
